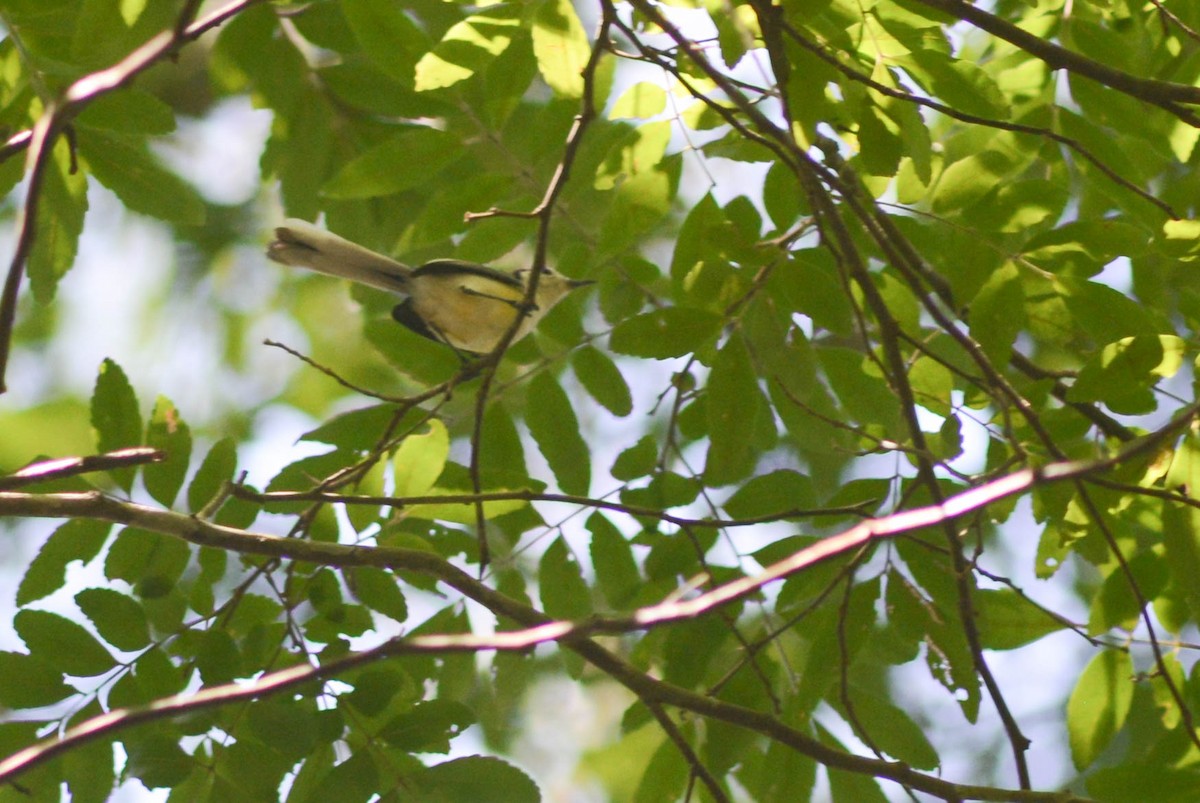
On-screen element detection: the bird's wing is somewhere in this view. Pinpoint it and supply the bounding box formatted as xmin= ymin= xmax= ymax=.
xmin=391 ymin=298 xmax=452 ymax=347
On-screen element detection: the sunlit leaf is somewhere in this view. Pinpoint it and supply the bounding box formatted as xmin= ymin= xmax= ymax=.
xmin=394 ymin=420 xmax=449 ymax=497
xmin=323 ymin=128 xmax=461 ymax=199
xmin=1067 ymin=649 xmax=1134 ymax=769
xmin=532 ymin=0 xmax=590 ymax=98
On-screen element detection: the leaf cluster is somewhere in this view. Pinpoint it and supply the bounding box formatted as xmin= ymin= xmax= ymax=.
xmin=5 ymin=0 xmax=1200 ymax=801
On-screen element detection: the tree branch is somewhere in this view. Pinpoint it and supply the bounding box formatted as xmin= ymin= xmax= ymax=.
xmin=911 ymin=0 xmax=1200 ymax=124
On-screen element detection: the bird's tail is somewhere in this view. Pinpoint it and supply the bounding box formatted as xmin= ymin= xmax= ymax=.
xmin=267 ymin=219 xmax=412 ymax=294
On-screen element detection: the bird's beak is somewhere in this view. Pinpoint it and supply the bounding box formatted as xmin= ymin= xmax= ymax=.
xmin=568 ymin=278 xmax=597 ymax=288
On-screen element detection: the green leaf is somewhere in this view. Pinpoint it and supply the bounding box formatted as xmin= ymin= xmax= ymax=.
xmin=350 ymin=457 xmax=385 ymax=532
xmin=705 ymin=335 xmax=763 ymax=486
xmin=855 ymin=104 xmax=903 ymax=177
xmin=973 ymin=589 xmax=1065 ymax=650
xmin=1088 ymin=549 xmax=1168 ymax=634
xmin=1059 ymin=277 xmax=1161 ymax=342
xmin=664 ymin=615 xmax=729 ymax=687
xmin=380 ymin=699 xmax=475 ymax=753
xmin=187 ymin=437 xmax=237 ymax=514
xmin=931 ymin=149 xmax=1020 ymax=213
xmin=340 ymin=0 xmax=427 ymax=83
xmin=90 ymin=358 xmax=141 ymax=492
xmin=743 ymin=739 xmax=818 ymax=801
xmin=1067 ymin=335 xmax=1185 ymax=415
xmin=479 ymin=399 xmax=530 ymax=487
xmin=595 ymin=121 xmax=671 ymax=191
xmin=0 ymin=651 xmax=73 ymax=708
xmin=724 ymin=469 xmax=815 ymax=519
xmin=144 ymin=396 xmax=191 ymax=508
xmin=539 ymin=536 xmax=590 ymax=620
xmin=609 ymin=308 xmax=722 ymax=359
xmin=266 ymin=450 xmax=352 ymax=510
xmin=76 ymin=88 xmax=175 ymax=135
xmin=897 ymin=49 xmax=1011 ymax=119
xmin=1160 ymin=218 xmax=1200 ymax=260
xmin=104 ymin=527 xmax=190 ymax=598
xmin=322 ymin=128 xmax=461 ymax=199
xmin=343 ymin=667 xmax=410 ymax=717
xmin=532 ymin=0 xmax=590 ymax=98
xmin=587 ymin=513 xmax=640 ymax=610
xmin=968 ymin=261 xmax=1025 ymax=367
xmin=1067 ymin=649 xmax=1133 ymax=769
xmin=14 ymin=609 xmax=115 ymax=677
xmin=599 ymin=167 xmax=674 ymax=254
xmin=75 ymin=587 xmax=150 ymax=652
xmin=393 ymin=420 xmax=450 ymax=497
xmin=17 ymin=518 xmax=111 ymax=606
xmin=908 ymin=355 xmax=953 ymax=417
xmin=894 ymin=543 xmax=981 ymax=722
xmin=610 ymin=81 xmax=667 ymax=119
xmin=771 ymin=250 xmax=854 ymax=336
xmin=1163 ymin=436 xmax=1200 ymax=624
xmin=192 ymin=546 xmax=226 ymax=616
xmin=623 ymin=471 xmax=701 ymax=515
xmin=28 ymin=138 xmax=87 ymax=304
xmin=1087 ymin=765 xmax=1200 ymax=802
xmin=62 ymin=732 xmax=116 ymax=803
xmin=414 ymin=756 xmax=539 ymax=803
xmin=525 ymin=372 xmax=590 ymax=495
xmin=79 ymin=129 xmax=205 ymax=225
xmin=208 ymin=740 xmax=293 ymax=800
xmin=839 ymin=690 xmax=939 ymax=770
xmin=302 ymin=404 xmax=410 ymax=451
xmin=573 ymin=346 xmax=632 ymax=417
xmin=634 ymin=733 xmax=689 ymax=802
xmin=186 ymin=629 xmax=242 ymax=685
xmin=611 ymin=435 xmax=658 ymax=481
xmin=962 ymin=179 xmax=1069 ymax=233
xmin=123 ymin=733 xmax=192 ymax=789
xmin=347 ymin=566 xmax=409 ymax=623
xmin=108 ymin=646 xmax=184 ymax=708
xmin=300 ymin=751 xmax=380 ymax=803
xmin=1024 ymin=219 xmax=1150 ymax=275
xmin=670 ymin=193 xmax=723 ymax=285
xmin=414 ymin=7 xmax=521 ymax=92
xmin=246 ymin=699 xmax=321 ymax=761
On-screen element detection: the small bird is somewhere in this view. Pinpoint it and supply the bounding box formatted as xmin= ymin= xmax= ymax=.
xmin=267 ymin=219 xmax=594 ymax=354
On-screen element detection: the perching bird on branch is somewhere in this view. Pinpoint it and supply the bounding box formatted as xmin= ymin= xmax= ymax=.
xmin=267 ymin=219 xmax=594 ymax=354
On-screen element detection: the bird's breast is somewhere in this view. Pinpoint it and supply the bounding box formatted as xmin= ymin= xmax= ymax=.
xmin=409 ymin=274 xmax=534 ymax=353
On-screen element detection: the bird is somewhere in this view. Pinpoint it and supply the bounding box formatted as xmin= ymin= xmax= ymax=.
xmin=266 ymin=219 xmax=594 ymax=354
